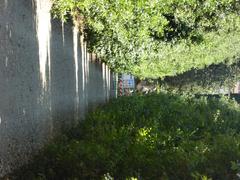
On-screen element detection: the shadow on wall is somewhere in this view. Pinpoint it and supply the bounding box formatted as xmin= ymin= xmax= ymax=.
xmin=0 ymin=0 xmax=113 ymax=177
xmin=50 ymin=18 xmax=76 ymax=132
xmin=50 ymin=17 xmax=112 ymax=131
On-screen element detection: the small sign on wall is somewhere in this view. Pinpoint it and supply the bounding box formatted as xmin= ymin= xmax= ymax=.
xmin=121 ymin=74 xmax=135 ymax=89
xmin=117 ymin=74 xmax=135 ymax=96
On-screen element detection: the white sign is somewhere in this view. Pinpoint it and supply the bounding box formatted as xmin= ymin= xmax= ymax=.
xmin=121 ymin=74 xmax=135 ymax=88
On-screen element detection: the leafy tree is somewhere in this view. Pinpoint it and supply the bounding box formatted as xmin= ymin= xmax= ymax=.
xmin=52 ymin=0 xmax=240 ymax=78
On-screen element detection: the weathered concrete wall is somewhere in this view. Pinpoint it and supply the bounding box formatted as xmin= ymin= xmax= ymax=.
xmin=0 ymin=0 xmax=113 ymax=177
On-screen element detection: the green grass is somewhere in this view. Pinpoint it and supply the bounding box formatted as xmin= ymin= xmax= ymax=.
xmin=12 ymin=93 xmax=240 ymax=180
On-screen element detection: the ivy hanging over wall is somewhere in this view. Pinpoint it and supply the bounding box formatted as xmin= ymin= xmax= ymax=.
xmin=51 ymin=0 xmax=240 ymax=79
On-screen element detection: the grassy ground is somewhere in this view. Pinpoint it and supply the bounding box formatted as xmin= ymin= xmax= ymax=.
xmin=11 ymin=93 xmax=240 ymax=180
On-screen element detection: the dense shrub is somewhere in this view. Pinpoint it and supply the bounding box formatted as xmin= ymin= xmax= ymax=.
xmin=13 ymin=93 xmax=240 ymax=180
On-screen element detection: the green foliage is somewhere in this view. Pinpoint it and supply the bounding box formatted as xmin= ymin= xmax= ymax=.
xmin=13 ymin=93 xmax=240 ymax=179
xmin=159 ymin=60 xmax=240 ymax=93
xmin=51 ymin=0 xmax=240 ymax=78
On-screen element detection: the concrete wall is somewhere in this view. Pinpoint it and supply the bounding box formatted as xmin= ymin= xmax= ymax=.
xmin=0 ymin=0 xmax=113 ymax=177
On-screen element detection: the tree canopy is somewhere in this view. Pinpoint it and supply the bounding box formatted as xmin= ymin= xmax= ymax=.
xmin=52 ymin=0 xmax=240 ymax=78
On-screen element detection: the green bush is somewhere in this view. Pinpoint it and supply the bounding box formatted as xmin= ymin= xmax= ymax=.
xmin=13 ymin=93 xmax=240 ymax=180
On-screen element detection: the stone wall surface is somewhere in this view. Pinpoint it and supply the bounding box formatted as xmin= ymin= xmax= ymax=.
xmin=0 ymin=0 xmax=113 ymax=177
